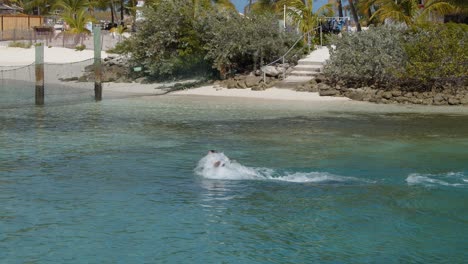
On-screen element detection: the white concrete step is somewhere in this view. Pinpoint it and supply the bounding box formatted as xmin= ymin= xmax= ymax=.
xmin=282 ymin=76 xmax=313 ymax=83
xmin=289 ymin=70 xmax=320 ymax=77
xmin=293 ymin=64 xmax=322 ymax=72
xmin=297 ymin=60 xmax=324 ymax=66
xmin=275 ymin=46 xmax=330 ymax=89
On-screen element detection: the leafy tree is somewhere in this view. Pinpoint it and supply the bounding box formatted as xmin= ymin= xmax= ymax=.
xmin=117 ymin=0 xmax=299 ymax=79
xmin=22 ymin=0 xmax=57 ymax=15
xmin=279 ymin=0 xmax=334 ymax=44
xmin=370 ymin=0 xmax=455 ymax=25
xmin=250 ymin=0 xmax=281 ymax=14
xmin=348 ymin=0 xmax=362 ymax=31
xmin=403 ymin=23 xmax=468 ymax=81
xmin=198 ymin=10 xmax=299 ymax=77
xmin=324 ymin=26 xmax=406 ymax=86
xmin=120 ymin=0 xmax=208 ymax=78
xmin=61 ymin=8 xmax=93 ymax=44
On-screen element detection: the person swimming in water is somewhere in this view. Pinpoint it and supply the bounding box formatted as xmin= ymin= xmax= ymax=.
xmin=207 ymin=150 xmax=225 ymax=168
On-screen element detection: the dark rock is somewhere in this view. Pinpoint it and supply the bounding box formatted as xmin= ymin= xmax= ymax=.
xmin=347 ymin=91 xmax=364 ymax=101
xmin=60 ymin=76 xmax=79 ymax=82
xmin=245 ymin=76 xmax=262 ymax=87
xmin=317 ymin=83 xmax=330 ymax=91
xmin=392 ymin=90 xmax=402 ymax=97
xmin=237 ymin=80 xmax=247 ymax=89
xmin=78 ymin=76 xmax=88 ymax=82
xmin=422 ymin=98 xmax=433 ymax=105
xmin=409 ymin=97 xmax=423 ymax=104
xmin=225 ymin=79 xmax=237 ymax=89
xmin=422 ymin=92 xmax=433 ymax=98
xmin=448 ymin=97 xmax=461 ymax=105
xmin=382 ymin=91 xmax=393 ymax=99
xmin=135 ymin=77 xmax=146 ymax=83
xmin=433 ymin=94 xmax=446 ymax=105
xmin=252 ymin=83 xmax=266 ymax=91
xmin=319 ymin=89 xmax=338 ymax=96
xmin=315 ymin=75 xmax=325 ymax=83
xmin=84 ymin=64 xmax=94 ymax=72
xmin=140 ymin=78 xmax=151 ymax=84
xmin=266 ymin=80 xmax=277 ymax=88
xmin=261 ymin=66 xmax=279 ymax=77
xmin=460 ymin=94 xmax=468 ymax=105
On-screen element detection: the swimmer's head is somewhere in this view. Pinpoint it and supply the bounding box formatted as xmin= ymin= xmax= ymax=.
xmin=208 ymin=150 xmax=218 ymax=154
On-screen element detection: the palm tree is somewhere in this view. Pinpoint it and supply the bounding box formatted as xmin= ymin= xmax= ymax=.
xmin=61 ymin=7 xmax=92 ymax=44
xmin=23 ymin=0 xmax=57 ymax=15
xmin=357 ymin=0 xmax=378 ymax=25
xmin=336 ymin=0 xmax=344 ymax=17
xmin=191 ymin=0 xmax=235 ymax=17
xmin=348 ymin=0 xmax=362 ymax=31
xmin=280 ymin=0 xmax=334 ymax=44
xmin=250 ymin=0 xmax=281 ymax=14
xmin=370 ymin=0 xmax=455 ymax=25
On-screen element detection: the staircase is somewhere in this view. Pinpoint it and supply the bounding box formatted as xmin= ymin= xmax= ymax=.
xmin=276 ymin=46 xmax=330 ymax=89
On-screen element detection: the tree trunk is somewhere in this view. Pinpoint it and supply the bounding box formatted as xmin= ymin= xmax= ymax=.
xmin=120 ymin=0 xmax=124 ymax=24
xmin=110 ymin=0 xmax=115 ymax=25
xmin=337 ymin=0 xmax=344 ymax=18
xmin=348 ymin=0 xmax=362 ymax=32
xmin=367 ymin=7 xmax=374 ymax=25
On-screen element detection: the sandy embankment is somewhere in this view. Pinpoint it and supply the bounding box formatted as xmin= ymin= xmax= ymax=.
xmin=0 ymin=46 xmax=350 ymax=102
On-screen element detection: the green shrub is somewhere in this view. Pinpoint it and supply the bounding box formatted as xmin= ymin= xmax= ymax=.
xmin=323 ymin=24 xmax=467 ymax=90
xmin=75 ymin=44 xmax=86 ymax=51
xmin=198 ymin=11 xmax=300 ymax=77
xmin=403 ymin=23 xmax=468 ymax=81
xmin=8 ymin=41 xmax=32 ymax=49
xmin=118 ymin=0 xmax=300 ymax=80
xmin=323 ymin=26 xmax=406 ymax=86
xmin=119 ymin=0 xmax=209 ymax=79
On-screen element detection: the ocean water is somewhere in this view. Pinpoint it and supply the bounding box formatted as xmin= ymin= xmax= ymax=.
xmin=1 ymin=94 xmax=467 ymax=263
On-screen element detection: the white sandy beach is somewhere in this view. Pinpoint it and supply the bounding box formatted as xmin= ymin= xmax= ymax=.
xmin=0 ymin=46 xmax=108 ymax=65
xmin=172 ymin=86 xmax=350 ymax=101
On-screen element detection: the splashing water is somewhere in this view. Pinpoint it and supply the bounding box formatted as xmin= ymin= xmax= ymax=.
xmin=195 ymin=152 xmax=364 ymax=184
xmin=406 ymin=172 xmax=467 ymax=188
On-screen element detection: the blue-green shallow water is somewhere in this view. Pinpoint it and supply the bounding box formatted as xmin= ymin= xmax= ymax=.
xmin=1 ymin=95 xmax=467 ymax=263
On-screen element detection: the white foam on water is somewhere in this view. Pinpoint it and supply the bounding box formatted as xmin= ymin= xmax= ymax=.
xmin=195 ymin=152 xmax=363 ymax=184
xmin=406 ymin=172 xmax=467 ymax=188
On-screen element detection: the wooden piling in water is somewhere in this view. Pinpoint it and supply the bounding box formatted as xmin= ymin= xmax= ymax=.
xmin=35 ymin=44 xmax=44 ymax=105
xmin=93 ymin=27 xmax=102 ymax=101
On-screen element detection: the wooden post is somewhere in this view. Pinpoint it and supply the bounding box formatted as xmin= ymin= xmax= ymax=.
xmin=93 ymin=26 xmax=102 ymax=101
xmin=35 ymin=44 xmax=44 ymax=105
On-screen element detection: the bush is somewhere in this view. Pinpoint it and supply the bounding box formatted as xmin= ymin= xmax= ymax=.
xmin=323 ymin=26 xmax=406 ymax=87
xmin=198 ymin=11 xmax=300 ymax=78
xmin=403 ymin=23 xmax=468 ymax=81
xmin=75 ymin=44 xmax=86 ymax=51
xmin=117 ymin=0 xmax=209 ymax=79
xmin=116 ymin=0 xmax=301 ymax=80
xmin=8 ymin=41 xmax=32 ymax=49
xmin=323 ymin=24 xmax=468 ymax=91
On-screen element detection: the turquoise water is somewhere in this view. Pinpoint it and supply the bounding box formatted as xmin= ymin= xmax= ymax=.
xmin=1 ymin=95 xmax=468 ymax=263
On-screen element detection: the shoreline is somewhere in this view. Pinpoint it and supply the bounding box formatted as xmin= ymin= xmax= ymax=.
xmin=171 ymin=86 xmax=351 ymax=102
xmin=1 ymin=46 xmax=467 ymax=113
